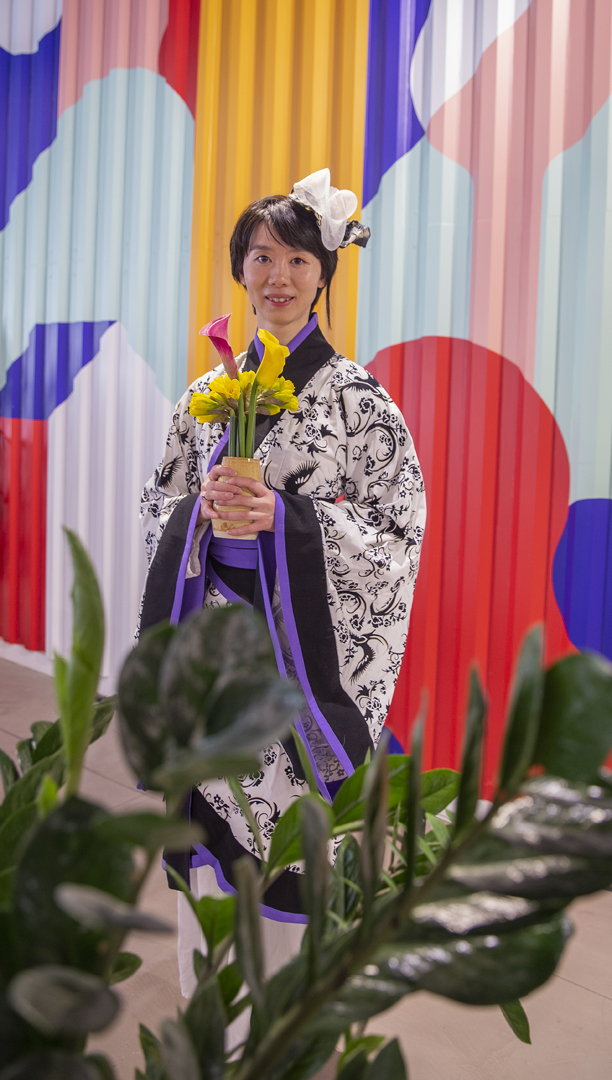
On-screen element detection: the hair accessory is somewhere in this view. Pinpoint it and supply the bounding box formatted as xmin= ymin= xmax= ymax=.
xmin=288 ymin=168 xmax=371 ymax=251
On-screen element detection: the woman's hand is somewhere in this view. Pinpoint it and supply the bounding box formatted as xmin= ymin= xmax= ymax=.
xmin=199 ymin=466 xmax=275 ymax=535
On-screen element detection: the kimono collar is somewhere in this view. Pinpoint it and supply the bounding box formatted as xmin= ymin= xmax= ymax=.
xmin=253 ymin=312 xmax=319 ymax=362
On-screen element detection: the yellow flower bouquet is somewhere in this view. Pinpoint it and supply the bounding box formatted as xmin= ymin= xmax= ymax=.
xmin=190 ymin=315 xmax=298 ymax=458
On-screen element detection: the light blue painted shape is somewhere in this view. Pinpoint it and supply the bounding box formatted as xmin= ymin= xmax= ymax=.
xmin=356 ymin=136 xmax=473 ymax=367
xmin=535 ymin=96 xmax=612 ymax=503
xmin=0 ymin=67 xmax=194 ymax=405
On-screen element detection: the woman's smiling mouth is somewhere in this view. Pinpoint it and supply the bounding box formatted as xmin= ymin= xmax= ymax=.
xmin=266 ymin=294 xmax=294 ymax=306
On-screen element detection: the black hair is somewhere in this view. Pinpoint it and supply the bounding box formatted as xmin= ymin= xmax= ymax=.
xmin=229 ymin=195 xmax=338 ymax=325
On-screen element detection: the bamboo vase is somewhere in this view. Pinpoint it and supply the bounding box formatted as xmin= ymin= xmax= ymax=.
xmin=212 ymin=456 xmax=261 ymax=541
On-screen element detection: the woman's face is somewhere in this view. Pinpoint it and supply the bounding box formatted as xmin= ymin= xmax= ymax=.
xmin=240 ymin=223 xmax=326 ymax=345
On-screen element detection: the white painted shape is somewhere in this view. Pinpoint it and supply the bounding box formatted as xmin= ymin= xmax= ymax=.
xmin=0 ymin=0 xmax=61 ymax=54
xmin=46 ymin=322 xmax=174 ymax=687
xmin=411 ymin=0 xmax=533 ymax=132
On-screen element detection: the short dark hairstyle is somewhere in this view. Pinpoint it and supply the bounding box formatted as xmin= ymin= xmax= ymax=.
xmin=229 ymin=195 xmax=338 ymax=325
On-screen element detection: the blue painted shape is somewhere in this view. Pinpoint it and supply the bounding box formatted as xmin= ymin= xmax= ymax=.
xmin=0 ymin=321 xmax=115 ymax=420
xmin=553 ymin=499 xmax=612 ymax=661
xmin=0 ymin=21 xmax=61 ymax=230
xmin=386 ymin=729 xmax=405 ymax=755
xmin=363 ymin=0 xmax=432 ymax=207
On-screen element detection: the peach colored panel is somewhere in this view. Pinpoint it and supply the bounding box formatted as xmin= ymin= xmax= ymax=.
xmin=58 ymin=0 xmax=169 ymax=116
xmin=427 ymin=0 xmax=612 ymax=384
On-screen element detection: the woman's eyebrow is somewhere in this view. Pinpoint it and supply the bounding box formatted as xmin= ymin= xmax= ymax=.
xmin=250 ymin=243 xmax=310 ymax=254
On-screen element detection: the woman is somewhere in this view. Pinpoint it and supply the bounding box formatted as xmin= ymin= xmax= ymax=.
xmin=140 ymin=169 xmax=426 ymax=996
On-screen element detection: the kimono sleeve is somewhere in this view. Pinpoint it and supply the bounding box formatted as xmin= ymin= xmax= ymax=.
xmin=140 ymin=387 xmax=201 ymax=566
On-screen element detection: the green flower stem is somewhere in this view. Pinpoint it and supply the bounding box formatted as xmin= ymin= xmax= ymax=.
xmin=229 ymin=413 xmax=238 ymax=457
xmin=238 ymin=393 xmax=246 ymax=457
xmin=245 ymin=377 xmax=259 ymax=458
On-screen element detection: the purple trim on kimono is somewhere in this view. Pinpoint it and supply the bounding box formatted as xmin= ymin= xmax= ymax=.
xmin=169 ymin=497 xmax=203 ymax=625
xmin=273 ymin=492 xmax=355 ymax=778
xmin=189 ymin=842 xmax=309 ymax=924
xmin=253 ymin=312 xmax=319 ymax=361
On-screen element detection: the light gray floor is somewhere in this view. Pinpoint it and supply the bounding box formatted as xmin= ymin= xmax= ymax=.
xmin=1 ymin=656 xmax=611 ymax=1079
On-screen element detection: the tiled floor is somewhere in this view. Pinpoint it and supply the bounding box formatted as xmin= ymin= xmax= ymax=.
xmin=1 ymin=656 xmax=612 ymax=1079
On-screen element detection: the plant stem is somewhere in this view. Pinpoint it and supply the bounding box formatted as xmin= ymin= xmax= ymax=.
xmin=245 ymin=377 xmax=259 ymax=458
xmin=229 ymin=413 xmax=238 ymax=457
xmin=238 ymin=393 xmax=246 ymax=457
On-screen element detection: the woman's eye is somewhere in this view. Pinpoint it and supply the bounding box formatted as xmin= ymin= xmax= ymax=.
xmin=292 ymin=258 xmax=305 ymax=265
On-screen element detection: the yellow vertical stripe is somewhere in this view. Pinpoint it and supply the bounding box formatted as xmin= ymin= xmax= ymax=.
xmin=188 ymin=0 xmax=369 ymax=382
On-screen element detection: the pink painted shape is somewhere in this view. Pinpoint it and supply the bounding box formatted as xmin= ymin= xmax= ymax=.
xmin=427 ymin=0 xmax=612 ymax=384
xmin=58 ymin=0 xmax=170 ymax=117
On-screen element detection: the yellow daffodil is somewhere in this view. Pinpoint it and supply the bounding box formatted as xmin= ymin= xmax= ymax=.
xmin=256 ymin=328 xmax=290 ymax=387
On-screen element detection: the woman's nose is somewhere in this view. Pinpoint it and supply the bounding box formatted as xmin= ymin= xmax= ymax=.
xmin=267 ymin=260 xmax=290 ymax=284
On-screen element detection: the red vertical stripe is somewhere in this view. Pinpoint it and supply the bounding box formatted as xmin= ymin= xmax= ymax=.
xmin=158 ymin=0 xmax=201 ymax=118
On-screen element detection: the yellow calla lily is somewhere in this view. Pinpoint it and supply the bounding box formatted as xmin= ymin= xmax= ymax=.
xmin=256 ymin=328 xmax=290 ymax=388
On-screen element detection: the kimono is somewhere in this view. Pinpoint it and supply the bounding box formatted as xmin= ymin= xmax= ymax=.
xmin=140 ymin=314 xmax=426 ymax=992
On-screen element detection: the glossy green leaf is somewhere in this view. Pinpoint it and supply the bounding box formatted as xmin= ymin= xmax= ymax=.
xmin=183 ymin=976 xmax=225 ymax=1080
xmin=15 ymin=740 xmax=33 ymax=774
xmin=364 ymin=1039 xmax=406 ymax=1080
xmin=0 ymin=748 xmax=19 ymax=798
xmin=218 ymin=960 xmax=243 ymax=1008
xmin=404 ymin=714 xmax=423 ymax=888
xmin=291 ymin=725 xmax=320 ymax=796
xmin=108 ymin=951 xmax=142 ymax=985
xmin=0 ymin=1051 xmax=100 ymax=1080
xmin=534 ymin=653 xmax=612 ymax=782
xmin=0 ymin=803 xmax=37 ymax=873
xmin=0 ymin=751 xmax=63 ymax=829
xmin=8 ymin=965 xmax=119 ymax=1035
xmin=499 ymin=999 xmax=531 ymax=1043
xmin=269 ymin=1032 xmax=338 ymax=1080
xmin=138 ymin=1024 xmax=168 ymax=1080
xmin=59 ymin=529 xmax=105 ymax=796
xmin=488 ymin=776 xmax=612 ymax=861
xmin=499 ymin=627 xmax=544 ymax=792
xmin=330 ymin=834 xmax=361 ymax=923
xmin=194 ymin=895 xmax=235 ymax=955
xmin=337 ymin=1035 xmax=385 ymax=1075
xmin=117 ymin=621 xmax=176 ymax=786
xmin=13 ymin=797 xmax=135 ymax=971
xmin=90 ymin=696 xmax=116 ymax=744
xmin=301 ymin=796 xmax=332 ymax=977
xmin=268 ymin=798 xmax=303 ymax=871
xmin=447 ymin=847 xmax=612 ymax=899
xmin=36 ymin=777 xmax=59 ymax=818
xmin=454 ymin=669 xmax=486 ymax=839
xmin=361 ymin=738 xmax=389 ymax=913
xmin=420 ymin=769 xmax=460 ymax=815
xmin=55 ymin=884 xmax=172 ymax=933
xmin=336 ymin=1050 xmax=368 ymax=1080
xmin=30 ymin=722 xmax=62 ymax=765
xmin=160 ymin=1018 xmax=199 ymax=1080
xmin=234 ymin=856 xmax=265 ymax=1013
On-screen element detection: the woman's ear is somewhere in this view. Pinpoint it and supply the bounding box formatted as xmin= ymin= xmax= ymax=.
xmin=318 ymin=272 xmax=326 ymax=289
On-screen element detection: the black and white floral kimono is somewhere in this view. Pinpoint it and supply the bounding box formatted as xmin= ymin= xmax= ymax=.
xmin=140 ymin=314 xmax=425 ymax=993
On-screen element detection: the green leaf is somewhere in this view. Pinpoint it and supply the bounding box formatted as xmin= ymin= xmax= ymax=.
xmin=337 ymin=1035 xmax=385 ymax=1075
xmin=30 ymin=721 xmax=62 ymax=765
xmin=0 ymin=802 xmax=37 ymax=872
xmin=59 ymin=528 xmax=105 ymax=797
xmin=90 ymin=696 xmax=117 ymax=744
xmin=16 ymin=739 xmax=33 ymax=774
xmin=268 ymin=798 xmax=303 ymax=871
xmin=117 ymin=622 xmax=176 ymax=786
xmin=330 ymin=834 xmax=361 ymax=923
xmin=139 ymin=1024 xmax=169 ymax=1080
xmin=234 ymin=856 xmax=265 ymax=1014
xmin=448 ymin=846 xmax=612 ymax=899
xmin=194 ymin=895 xmax=235 ymax=956
xmin=332 ymin=764 xmax=367 ymax=827
xmin=269 ymin=1032 xmax=339 ymax=1080
xmin=404 ymin=713 xmax=423 ymax=888
xmin=420 ymin=768 xmax=461 ymax=815
xmin=8 ymin=965 xmax=119 ymax=1035
xmin=364 ymin=1039 xmax=406 ymax=1080
xmin=55 ymin=883 xmax=172 ymax=933
xmin=360 ymin=736 xmax=390 ymax=913
xmin=0 ymin=747 xmax=19 ymax=797
xmin=499 ymin=999 xmax=531 ymax=1043
xmin=0 ymin=1051 xmax=100 ymax=1079
xmin=499 ymin=627 xmax=545 ymax=792
xmin=13 ymin=797 xmax=135 ymax=971
xmin=534 ymin=653 xmax=612 ymax=782
xmin=0 ymin=866 xmax=15 ymax=909
xmin=36 ymin=776 xmax=59 ymax=818
xmin=93 ymin=812 xmax=203 ymax=853
xmin=336 ymin=1050 xmax=368 ymax=1080
xmin=454 ymin=669 xmax=486 ymax=839
xmin=85 ymin=1054 xmax=118 ymax=1080
xmin=218 ymin=961 xmax=243 ymax=1008
xmin=108 ymin=951 xmax=142 ymax=985
xmin=425 ymin=812 xmax=449 ymax=850
xmin=183 ymin=976 xmax=226 ymax=1080
xmin=300 ymin=796 xmax=332 ymax=977
xmin=292 ymin=725 xmax=320 ymax=795
xmin=153 ymin=753 xmax=261 ymax=795
xmin=160 ymin=1018 xmax=199 ymax=1080
xmin=30 ymin=721 xmax=54 ymax=746
xmin=0 ymin=751 xmax=63 ymax=828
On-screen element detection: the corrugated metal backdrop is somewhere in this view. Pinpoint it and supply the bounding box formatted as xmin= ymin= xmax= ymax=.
xmin=1 ymin=0 xmax=611 ymax=793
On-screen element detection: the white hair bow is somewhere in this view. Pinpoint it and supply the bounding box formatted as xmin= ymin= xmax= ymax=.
xmin=289 ymin=168 xmax=369 ymax=251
